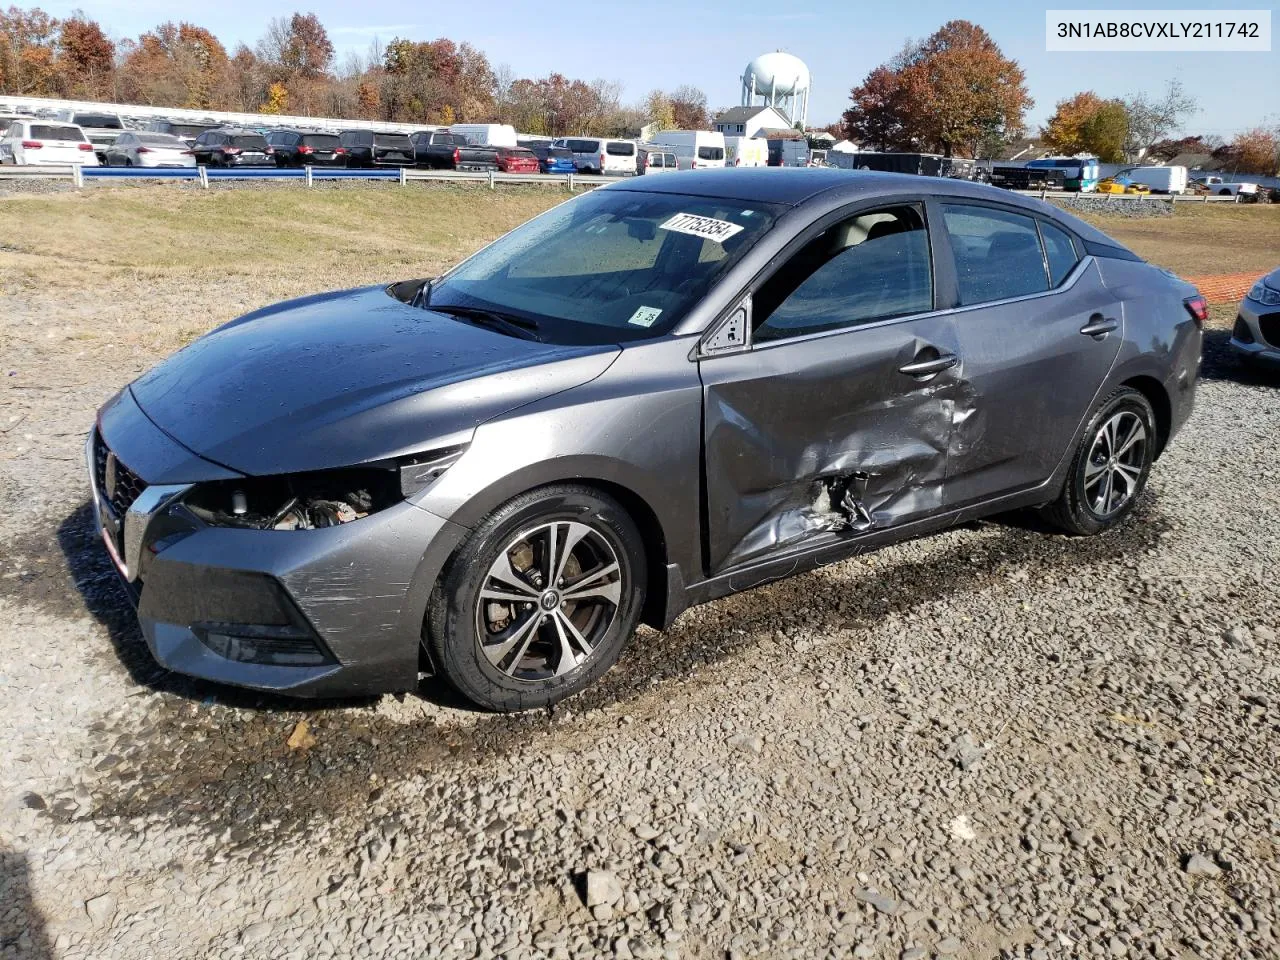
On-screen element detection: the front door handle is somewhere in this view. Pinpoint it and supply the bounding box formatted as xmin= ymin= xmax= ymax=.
xmin=1080 ymin=314 xmax=1119 ymax=338
xmin=899 ymin=353 xmax=959 ymax=377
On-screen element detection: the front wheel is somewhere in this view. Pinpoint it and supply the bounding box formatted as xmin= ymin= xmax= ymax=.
xmin=1042 ymin=387 xmax=1156 ymax=535
xmin=426 ymin=485 xmax=647 ymax=712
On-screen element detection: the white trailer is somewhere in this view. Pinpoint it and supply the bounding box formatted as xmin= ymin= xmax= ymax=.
xmin=1117 ymin=165 xmax=1188 ymax=194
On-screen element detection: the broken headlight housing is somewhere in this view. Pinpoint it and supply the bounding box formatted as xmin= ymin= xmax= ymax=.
xmin=182 ymin=446 xmax=467 ymax=531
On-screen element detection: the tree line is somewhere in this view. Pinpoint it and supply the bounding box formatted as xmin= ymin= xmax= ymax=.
xmin=0 ymin=7 xmax=708 ymax=136
xmin=840 ymin=19 xmax=1278 ymax=175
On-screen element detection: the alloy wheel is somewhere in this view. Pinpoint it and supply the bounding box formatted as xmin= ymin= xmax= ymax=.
xmin=1084 ymin=411 xmax=1147 ymax=517
xmin=475 ymin=520 xmax=623 ymax=682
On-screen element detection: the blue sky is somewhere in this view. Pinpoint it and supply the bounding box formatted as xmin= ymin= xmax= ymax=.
xmin=44 ymin=0 xmax=1279 ymax=136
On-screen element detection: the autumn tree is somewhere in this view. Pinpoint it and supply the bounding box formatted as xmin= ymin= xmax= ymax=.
xmin=119 ymin=22 xmax=228 ymax=109
xmin=1217 ymin=128 xmax=1279 ymax=175
xmin=257 ymin=12 xmax=333 ymax=114
xmin=260 ymin=80 xmax=288 ymax=114
xmin=0 ymin=5 xmax=59 ymax=94
xmin=225 ymin=44 xmax=266 ymax=112
xmin=1146 ymin=134 xmax=1221 ymax=162
xmin=56 ymin=14 xmax=113 ymax=98
xmin=646 ymin=89 xmax=675 ymax=131
xmin=1122 ymin=78 xmax=1197 ymax=160
xmin=669 ymin=84 xmax=707 ymax=129
xmin=1078 ymin=101 xmax=1127 ymax=162
xmin=843 ymin=22 xmax=1031 ymax=157
xmin=1042 ymin=92 xmax=1105 ymax=154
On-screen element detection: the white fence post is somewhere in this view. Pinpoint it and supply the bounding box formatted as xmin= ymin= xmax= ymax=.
xmin=399 ymin=167 xmax=407 ymax=187
xmin=198 ymin=165 xmax=209 ymax=190
xmin=567 ymin=172 xmax=575 ymax=192
xmin=71 ymin=164 xmax=83 ymax=189
xmin=305 ymin=165 xmax=313 ymax=188
xmin=488 ymin=169 xmax=495 ymax=190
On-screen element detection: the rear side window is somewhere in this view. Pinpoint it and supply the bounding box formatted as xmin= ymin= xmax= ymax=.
xmin=73 ymin=114 xmax=121 ymax=129
xmin=32 ymin=125 xmax=84 ymax=141
xmin=755 ymin=205 xmax=934 ymax=341
xmin=606 ymin=142 xmax=634 ymax=156
xmin=697 ymin=146 xmax=724 ymax=161
xmin=941 ymin=204 xmax=1049 ymax=306
xmin=1039 ymin=221 xmax=1079 ymax=287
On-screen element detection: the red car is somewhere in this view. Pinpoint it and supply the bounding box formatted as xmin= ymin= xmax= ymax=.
xmin=494 ymin=147 xmax=540 ymax=174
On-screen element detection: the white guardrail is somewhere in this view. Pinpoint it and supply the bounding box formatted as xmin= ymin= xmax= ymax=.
xmin=0 ymin=165 xmax=1258 ymax=202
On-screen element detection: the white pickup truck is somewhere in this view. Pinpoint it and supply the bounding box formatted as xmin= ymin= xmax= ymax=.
xmin=1190 ymin=175 xmax=1258 ymax=199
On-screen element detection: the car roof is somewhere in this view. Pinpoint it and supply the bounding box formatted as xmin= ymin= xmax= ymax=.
xmin=604 ymin=169 xmax=1135 ymax=253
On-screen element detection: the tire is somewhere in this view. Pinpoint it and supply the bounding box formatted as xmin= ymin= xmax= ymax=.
xmin=426 ymin=484 xmax=647 ymax=712
xmin=1042 ymin=387 xmax=1156 ymax=535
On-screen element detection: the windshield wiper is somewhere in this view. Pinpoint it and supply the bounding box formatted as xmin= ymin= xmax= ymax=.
xmin=428 ymin=304 xmax=542 ymax=341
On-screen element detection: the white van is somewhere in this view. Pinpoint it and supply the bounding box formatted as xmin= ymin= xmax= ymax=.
xmin=649 ymin=130 xmax=726 ymax=170
xmin=724 ymin=136 xmax=767 ymax=168
xmin=448 ymin=124 xmax=517 ymax=148
xmin=551 ymin=137 xmax=636 ymax=176
xmin=1117 ymin=165 xmax=1188 ymax=195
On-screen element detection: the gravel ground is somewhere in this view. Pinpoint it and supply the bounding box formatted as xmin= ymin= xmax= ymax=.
xmin=2 ymin=290 xmax=1279 ymax=960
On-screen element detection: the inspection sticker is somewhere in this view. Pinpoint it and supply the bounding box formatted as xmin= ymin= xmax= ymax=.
xmin=658 ymin=212 xmax=745 ymax=244
xmin=627 ymin=306 xmax=663 ymax=328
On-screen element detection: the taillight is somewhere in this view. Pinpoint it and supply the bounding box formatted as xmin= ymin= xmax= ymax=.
xmin=78 ymin=142 xmax=93 ymax=152
xmin=453 ymin=147 xmax=460 ymax=165
xmin=136 ymin=147 xmax=151 ymax=154
xmin=21 ymin=140 xmax=42 ymax=149
xmin=181 ymin=150 xmax=194 ymax=156
xmin=1184 ymin=295 xmax=1208 ymax=327
xmin=334 ymin=147 xmax=346 ymax=155
xmin=223 ymin=146 xmax=241 ymax=155
xmin=599 ymin=153 xmax=606 ymax=168
xmin=298 ymin=145 xmax=312 ymax=154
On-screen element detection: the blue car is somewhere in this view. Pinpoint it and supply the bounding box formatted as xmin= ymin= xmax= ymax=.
xmin=521 ymin=141 xmax=576 ymax=174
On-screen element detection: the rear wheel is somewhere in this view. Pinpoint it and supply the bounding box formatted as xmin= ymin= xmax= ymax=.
xmin=1042 ymin=387 xmax=1156 ymax=535
xmin=426 ymin=485 xmax=646 ymax=712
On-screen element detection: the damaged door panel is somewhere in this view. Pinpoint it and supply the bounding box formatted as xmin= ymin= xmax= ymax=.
xmin=699 ymin=319 xmax=965 ymax=574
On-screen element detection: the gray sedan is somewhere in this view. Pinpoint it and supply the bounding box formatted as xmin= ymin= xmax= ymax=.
xmin=102 ymin=132 xmax=196 ymax=168
xmin=88 ymin=170 xmax=1203 ymax=711
xmin=1230 ymin=267 xmax=1280 ymax=366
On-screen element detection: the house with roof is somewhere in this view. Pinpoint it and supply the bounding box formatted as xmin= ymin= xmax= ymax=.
xmin=713 ymin=106 xmax=794 ymax=139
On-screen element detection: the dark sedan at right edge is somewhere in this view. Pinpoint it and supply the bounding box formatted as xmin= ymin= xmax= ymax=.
xmin=87 ymin=170 xmax=1203 ymax=711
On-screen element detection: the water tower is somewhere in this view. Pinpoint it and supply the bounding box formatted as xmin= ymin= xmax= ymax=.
xmin=741 ymin=52 xmax=811 ymax=128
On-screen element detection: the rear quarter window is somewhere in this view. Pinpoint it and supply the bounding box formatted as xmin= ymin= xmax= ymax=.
xmin=1039 ymin=221 xmax=1080 ymax=287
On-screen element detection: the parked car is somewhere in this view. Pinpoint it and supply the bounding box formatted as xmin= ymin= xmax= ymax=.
xmin=636 ymin=144 xmax=678 ymax=175
xmin=101 ymin=132 xmax=195 ymax=168
xmin=339 ymin=130 xmax=415 ymax=168
xmin=552 ymin=137 xmax=637 ymax=175
xmin=89 ymin=169 xmax=1202 ymax=711
xmin=190 ymin=129 xmax=273 ymax=167
xmin=494 ymin=146 xmax=539 ymax=174
xmin=518 ymin=140 xmax=576 ymax=174
xmin=1190 ymin=175 xmax=1258 ymax=199
xmin=0 ymin=120 xmax=97 ymax=166
xmin=1230 ymin=267 xmax=1280 ymax=366
xmin=649 ymin=130 xmax=727 ymax=170
xmin=53 ymin=109 xmax=123 ymax=161
xmin=448 ymin=123 xmax=518 ymax=148
xmin=1096 ymin=178 xmax=1149 ymax=196
xmin=265 ymin=130 xmax=346 ymax=167
xmin=145 ymin=120 xmax=220 ymax=146
xmin=410 ymin=131 xmax=498 ymax=171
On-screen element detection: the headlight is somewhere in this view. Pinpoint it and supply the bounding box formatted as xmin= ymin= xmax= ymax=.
xmin=182 ymin=446 xmax=467 ymax=530
xmin=1247 ymin=281 xmax=1280 ymax=306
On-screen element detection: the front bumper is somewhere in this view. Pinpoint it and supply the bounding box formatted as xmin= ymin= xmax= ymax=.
xmin=88 ymin=396 xmax=469 ymax=697
xmin=1230 ymin=299 xmax=1280 ymax=365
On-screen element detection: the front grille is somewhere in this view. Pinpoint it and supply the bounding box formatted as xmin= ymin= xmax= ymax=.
xmin=1233 ymin=316 xmax=1255 ymax=344
xmin=1259 ymin=314 xmax=1280 ymax=348
xmin=93 ymin=431 xmax=147 ymax=516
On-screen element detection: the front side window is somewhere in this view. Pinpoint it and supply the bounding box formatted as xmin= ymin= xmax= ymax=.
xmin=754 ymin=205 xmax=934 ymax=342
xmin=941 ymin=204 xmax=1049 ymax=306
xmin=429 ymin=189 xmax=781 ymax=344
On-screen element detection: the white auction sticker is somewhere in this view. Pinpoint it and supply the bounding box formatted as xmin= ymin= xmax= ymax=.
xmin=659 ymin=212 xmax=745 ymax=244
xmin=627 ymin=306 xmax=663 ymax=328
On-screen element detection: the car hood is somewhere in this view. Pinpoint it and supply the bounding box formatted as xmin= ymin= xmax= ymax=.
xmin=130 ymin=286 xmax=620 ymax=476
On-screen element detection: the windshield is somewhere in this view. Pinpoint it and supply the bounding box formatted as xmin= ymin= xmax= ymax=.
xmin=429 ymin=189 xmax=781 ymax=344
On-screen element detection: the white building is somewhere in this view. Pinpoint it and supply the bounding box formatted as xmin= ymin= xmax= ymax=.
xmin=713 ymin=106 xmax=794 ymax=139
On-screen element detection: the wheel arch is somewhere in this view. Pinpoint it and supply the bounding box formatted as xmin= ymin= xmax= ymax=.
xmin=1119 ymin=374 xmax=1172 ymax=457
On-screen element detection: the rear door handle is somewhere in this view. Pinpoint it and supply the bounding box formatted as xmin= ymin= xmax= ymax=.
xmin=1080 ymin=315 xmax=1118 ymax=338
xmin=899 ymin=353 xmax=959 ymax=377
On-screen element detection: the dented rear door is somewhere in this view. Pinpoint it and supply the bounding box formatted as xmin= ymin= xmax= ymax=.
xmin=699 ymin=315 xmax=963 ymax=575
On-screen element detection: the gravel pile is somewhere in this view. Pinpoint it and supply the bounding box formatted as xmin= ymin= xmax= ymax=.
xmin=2 ymin=323 xmax=1278 ymax=959
xmin=1047 ymin=196 xmax=1175 ymax=218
